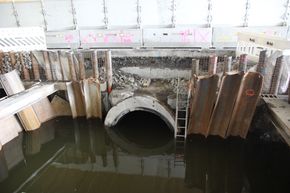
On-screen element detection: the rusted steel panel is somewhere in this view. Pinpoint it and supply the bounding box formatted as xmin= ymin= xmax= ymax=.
xmin=269 ymin=56 xmax=284 ymax=95
xmin=227 ymin=72 xmax=263 ymax=138
xmin=188 ymin=74 xmax=219 ymax=136
xmin=207 ymin=72 xmax=244 ymax=138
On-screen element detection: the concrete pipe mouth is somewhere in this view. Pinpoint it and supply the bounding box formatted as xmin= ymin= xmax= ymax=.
xmin=106 ymin=111 xmax=174 ymax=155
xmin=104 ymin=95 xmax=175 ymax=152
xmin=105 ymin=95 xmax=176 ymax=132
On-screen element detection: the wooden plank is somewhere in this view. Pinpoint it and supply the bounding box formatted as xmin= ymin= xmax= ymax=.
xmin=78 ymin=53 xmax=86 ymax=80
xmin=59 ymin=51 xmax=70 ymax=80
xmin=188 ymin=74 xmax=219 ymax=136
xmin=91 ymin=50 xmax=99 ymax=79
xmin=32 ymin=98 xmax=55 ymax=123
xmin=48 ymin=51 xmax=63 ymax=81
xmin=19 ymin=52 xmax=30 ymax=80
xmin=43 ymin=51 xmax=53 ymax=80
xmin=105 ymin=50 xmax=113 ymax=93
xmin=9 ymin=52 xmax=16 ymax=70
xmin=207 ymin=72 xmax=244 ymax=138
xmin=227 ymin=72 xmax=263 ymax=138
xmin=83 ymin=78 xmax=102 ymax=119
xmin=0 ymin=52 xmax=3 ymax=74
xmin=66 ymin=81 xmax=86 ymax=118
xmin=67 ymin=52 xmax=77 ymax=81
xmin=0 ymin=83 xmax=57 ymax=121
xmin=51 ymin=95 xmax=72 ymax=117
xmin=30 ymin=51 xmax=40 ymax=80
xmin=0 ymin=70 xmax=57 ymax=131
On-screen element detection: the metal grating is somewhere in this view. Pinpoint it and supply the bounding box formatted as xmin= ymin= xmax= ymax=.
xmin=0 ymin=27 xmax=46 ymax=52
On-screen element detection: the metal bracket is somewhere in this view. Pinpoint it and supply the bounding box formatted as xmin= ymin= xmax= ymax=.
xmin=171 ymin=0 xmax=176 ymax=28
xmin=137 ymin=0 xmax=142 ymax=28
xmin=11 ymin=0 xmax=20 ymax=27
xmin=70 ymin=0 xmax=78 ymax=30
xmin=40 ymin=0 xmax=48 ymax=31
xmin=103 ymin=0 xmax=109 ymax=29
xmin=243 ymin=0 xmax=250 ymax=27
xmin=282 ymin=0 xmax=290 ymax=26
xmin=207 ymin=0 xmax=212 ymax=27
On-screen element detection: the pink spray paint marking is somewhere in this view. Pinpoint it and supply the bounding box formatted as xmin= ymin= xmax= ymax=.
xmin=119 ymin=33 xmax=133 ymax=44
xmin=195 ymin=29 xmax=211 ymax=42
xmin=64 ymin=34 xmax=74 ymax=43
xmin=179 ymin=29 xmax=192 ymax=43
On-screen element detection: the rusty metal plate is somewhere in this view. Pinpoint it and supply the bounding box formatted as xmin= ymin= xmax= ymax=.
xmin=227 ymin=72 xmax=263 ymax=138
xmin=207 ymin=72 xmax=244 ymax=138
xmin=188 ymin=74 xmax=219 ymax=136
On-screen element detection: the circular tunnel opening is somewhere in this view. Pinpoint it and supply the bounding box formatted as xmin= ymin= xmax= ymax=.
xmin=112 ymin=111 xmax=173 ymax=148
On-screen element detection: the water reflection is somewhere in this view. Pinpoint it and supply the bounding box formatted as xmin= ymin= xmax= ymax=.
xmin=185 ymin=136 xmax=245 ymax=193
xmin=0 ymin=115 xmax=289 ymax=193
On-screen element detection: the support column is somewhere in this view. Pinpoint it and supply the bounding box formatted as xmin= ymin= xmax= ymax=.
xmin=20 ymin=52 xmax=30 ymax=80
xmin=257 ymin=50 xmax=267 ymax=75
xmin=78 ymin=53 xmax=86 ymax=80
xmin=91 ymin=50 xmax=99 ymax=79
xmin=239 ymin=54 xmax=248 ymax=72
xmin=223 ymin=56 xmax=232 ymax=74
xmin=288 ymin=80 xmax=290 ymax=104
xmin=30 ymin=52 xmax=40 ymax=80
xmin=43 ymin=51 xmax=53 ymax=80
xmin=208 ymin=55 xmax=217 ymax=75
xmin=67 ymin=52 xmax=77 ymax=81
xmin=105 ymin=50 xmax=113 ymax=93
xmin=269 ymin=56 xmax=284 ymax=95
xmin=192 ymin=59 xmax=200 ymax=76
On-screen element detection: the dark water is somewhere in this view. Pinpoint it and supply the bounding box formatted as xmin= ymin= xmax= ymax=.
xmin=0 ymin=111 xmax=290 ymax=193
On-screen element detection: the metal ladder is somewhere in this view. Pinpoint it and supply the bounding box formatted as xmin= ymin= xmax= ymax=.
xmin=174 ymin=77 xmax=190 ymax=167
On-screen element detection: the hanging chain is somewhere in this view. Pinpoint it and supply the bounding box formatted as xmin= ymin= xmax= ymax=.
xmin=11 ymin=0 xmax=20 ymax=27
xmin=71 ymin=0 xmax=78 ymax=30
xmin=171 ymin=0 xmax=176 ymax=28
xmin=103 ymin=0 xmax=109 ymax=28
xmin=137 ymin=0 xmax=142 ymax=28
xmin=282 ymin=0 xmax=290 ymax=26
xmin=243 ymin=0 xmax=250 ymax=27
xmin=207 ymin=0 xmax=212 ymax=27
xmin=40 ymin=0 xmax=48 ymax=31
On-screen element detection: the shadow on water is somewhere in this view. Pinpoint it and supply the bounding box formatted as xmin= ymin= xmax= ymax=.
xmin=0 ymin=116 xmax=289 ymax=193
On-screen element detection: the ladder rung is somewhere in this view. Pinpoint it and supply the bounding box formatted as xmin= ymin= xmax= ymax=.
xmin=177 ymin=118 xmax=186 ymax=120
xmin=176 ymin=135 xmax=186 ymax=137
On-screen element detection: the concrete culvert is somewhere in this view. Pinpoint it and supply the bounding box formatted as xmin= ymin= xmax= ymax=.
xmin=104 ymin=96 xmax=175 ymax=132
